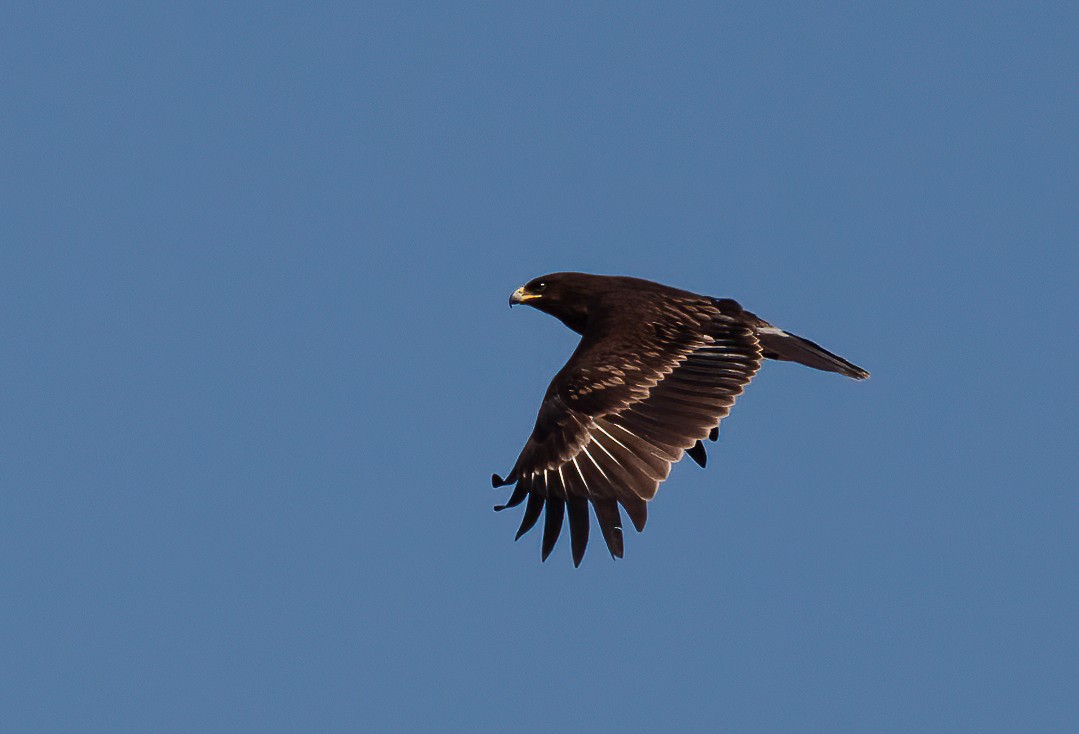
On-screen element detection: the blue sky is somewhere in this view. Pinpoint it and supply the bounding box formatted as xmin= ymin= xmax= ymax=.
xmin=3 ymin=2 xmax=1076 ymax=731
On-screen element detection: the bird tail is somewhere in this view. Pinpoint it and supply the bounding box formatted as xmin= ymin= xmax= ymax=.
xmin=756 ymin=326 xmax=869 ymax=380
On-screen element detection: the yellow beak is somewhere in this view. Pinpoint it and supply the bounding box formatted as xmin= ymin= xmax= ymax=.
xmin=509 ymin=286 xmax=542 ymax=306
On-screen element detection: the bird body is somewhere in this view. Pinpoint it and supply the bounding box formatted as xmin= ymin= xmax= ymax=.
xmin=494 ymin=272 xmax=868 ymax=566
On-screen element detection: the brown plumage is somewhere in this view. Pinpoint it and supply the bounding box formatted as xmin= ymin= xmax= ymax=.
xmin=493 ymin=272 xmax=868 ymax=566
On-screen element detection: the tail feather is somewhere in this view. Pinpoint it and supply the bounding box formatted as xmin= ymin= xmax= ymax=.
xmin=756 ymin=326 xmax=869 ymax=380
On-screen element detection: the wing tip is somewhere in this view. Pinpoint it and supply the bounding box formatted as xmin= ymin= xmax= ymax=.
xmin=515 ymin=493 xmax=544 ymax=541
xmin=514 ymin=523 xmax=530 ymax=541
xmin=605 ymin=529 xmax=625 ymax=560
xmin=686 ymin=440 xmax=707 ymax=468
xmin=540 ymin=498 xmax=565 ymax=562
xmin=492 ymin=472 xmax=518 ymax=488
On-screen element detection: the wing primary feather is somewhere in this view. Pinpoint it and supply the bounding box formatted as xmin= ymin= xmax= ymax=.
xmin=515 ymin=492 xmax=545 ymax=540
xmin=619 ymin=494 xmax=648 ymax=533
xmin=579 ymin=444 xmax=612 ymax=484
xmin=591 ymin=498 xmax=624 ymax=558
xmin=574 ymin=442 xmax=617 ymax=492
xmin=586 ymin=432 xmax=643 ymax=492
xmin=686 ymin=441 xmax=707 ymax=468
xmin=566 ymin=494 xmax=590 ymax=567
xmin=554 ymin=466 xmax=569 ymax=499
xmin=593 ymin=422 xmax=665 ymax=482
xmin=576 ymin=446 xmax=616 ymax=499
xmin=541 ymin=496 xmax=566 ymax=561
xmin=602 ymin=420 xmax=676 ymax=471
xmin=591 ymin=432 xmax=662 ymax=500
xmin=709 ymin=426 xmax=719 ymax=441
xmin=494 ymin=478 xmax=530 ymax=511
xmin=570 ymin=457 xmax=590 ymax=496
xmin=492 ymin=472 xmax=517 ymax=488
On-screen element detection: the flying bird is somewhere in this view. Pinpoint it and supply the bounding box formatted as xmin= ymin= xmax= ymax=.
xmin=492 ymin=272 xmax=868 ymax=566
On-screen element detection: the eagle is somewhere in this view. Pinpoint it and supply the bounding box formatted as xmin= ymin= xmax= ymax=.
xmin=492 ymin=272 xmax=869 ymax=566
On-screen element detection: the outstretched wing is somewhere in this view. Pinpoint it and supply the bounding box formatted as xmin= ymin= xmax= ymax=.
xmin=493 ymin=305 xmax=763 ymax=566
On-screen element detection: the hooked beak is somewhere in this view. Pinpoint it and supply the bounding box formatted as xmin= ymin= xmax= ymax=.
xmin=509 ymin=286 xmax=541 ymax=307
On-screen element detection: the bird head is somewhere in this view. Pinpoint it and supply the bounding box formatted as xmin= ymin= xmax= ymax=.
xmin=508 ymin=280 xmax=539 ymax=306
xmin=509 ymin=272 xmax=600 ymax=334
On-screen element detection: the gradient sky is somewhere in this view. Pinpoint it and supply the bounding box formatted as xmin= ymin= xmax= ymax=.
xmin=3 ymin=2 xmax=1077 ymax=732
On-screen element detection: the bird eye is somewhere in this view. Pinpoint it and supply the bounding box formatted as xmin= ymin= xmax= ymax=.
xmin=532 ymin=281 xmax=547 ymax=291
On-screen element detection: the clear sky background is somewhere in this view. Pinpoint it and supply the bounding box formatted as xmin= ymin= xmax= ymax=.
xmin=3 ymin=2 xmax=1076 ymax=732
